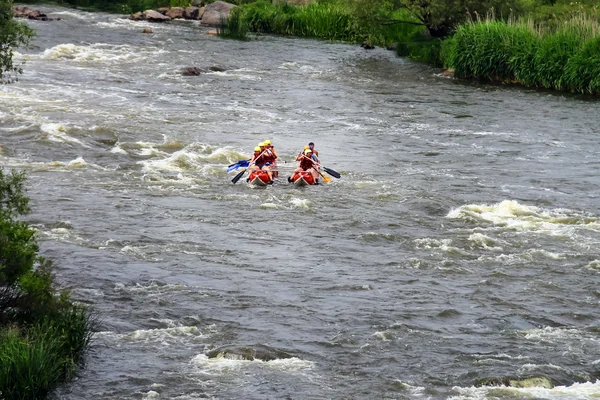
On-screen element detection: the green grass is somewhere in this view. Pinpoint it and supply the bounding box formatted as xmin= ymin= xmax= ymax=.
xmin=221 ymin=0 xmax=360 ymax=42
xmin=442 ymin=11 xmax=600 ymax=94
xmin=0 ymin=305 xmax=96 ymax=400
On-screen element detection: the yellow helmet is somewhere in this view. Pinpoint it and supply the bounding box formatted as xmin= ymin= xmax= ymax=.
xmin=304 ymin=149 xmax=313 ymax=155
xmin=254 ymin=146 xmax=261 ymax=152
xmin=303 ymin=145 xmax=310 ymax=150
xmin=258 ymin=142 xmax=265 ymax=147
xmin=264 ymin=140 xmax=271 ymax=146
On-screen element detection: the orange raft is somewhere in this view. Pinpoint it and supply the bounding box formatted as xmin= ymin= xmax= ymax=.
xmin=290 ymin=171 xmax=317 ymax=186
xmin=247 ymin=170 xmax=273 ymax=186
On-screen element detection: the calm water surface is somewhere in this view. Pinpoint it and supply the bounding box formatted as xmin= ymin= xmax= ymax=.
xmin=2 ymin=6 xmax=600 ymax=399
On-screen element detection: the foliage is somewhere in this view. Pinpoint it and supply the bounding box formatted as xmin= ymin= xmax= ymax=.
xmin=0 ymin=168 xmax=95 ymax=398
xmin=442 ymin=12 xmax=600 ymax=94
xmin=223 ymin=0 xmax=362 ymax=42
xmin=0 ymin=307 xmax=95 ymax=400
xmin=217 ymin=6 xmax=249 ymax=39
xmin=0 ymin=0 xmax=35 ymax=83
xmin=346 ymin=0 xmax=523 ymax=38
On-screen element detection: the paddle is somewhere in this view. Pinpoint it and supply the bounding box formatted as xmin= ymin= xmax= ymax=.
xmin=311 ymin=166 xmax=331 ymax=183
xmin=322 ymin=166 xmax=341 ymax=179
xmin=231 ymin=151 xmax=267 ymax=184
xmin=227 ymin=160 xmax=249 ymax=173
xmin=301 ymin=155 xmax=340 ymax=180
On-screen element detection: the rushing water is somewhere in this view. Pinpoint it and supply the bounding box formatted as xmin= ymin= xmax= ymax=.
xmin=2 ymin=6 xmax=600 ymax=399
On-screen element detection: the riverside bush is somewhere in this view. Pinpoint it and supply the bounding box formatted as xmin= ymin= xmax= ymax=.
xmin=442 ymin=12 xmax=600 ymax=94
xmin=226 ymin=0 xmax=360 ymax=42
xmin=0 ymin=168 xmax=94 ymax=399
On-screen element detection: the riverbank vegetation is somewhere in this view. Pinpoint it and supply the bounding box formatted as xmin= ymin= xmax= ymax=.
xmin=5 ymin=0 xmax=600 ymax=89
xmin=0 ymin=169 xmax=95 ymax=399
xmin=216 ymin=0 xmax=600 ymax=94
xmin=1 ymin=0 xmax=34 ymax=83
xmin=444 ymin=10 xmax=600 ymax=94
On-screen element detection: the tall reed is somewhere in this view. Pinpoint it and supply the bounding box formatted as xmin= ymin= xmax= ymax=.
xmin=443 ymin=11 xmax=600 ymax=94
xmin=0 ymin=305 xmax=96 ymax=400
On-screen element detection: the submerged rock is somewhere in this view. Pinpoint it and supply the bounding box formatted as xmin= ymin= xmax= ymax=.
xmin=476 ymin=376 xmax=554 ymax=389
xmin=206 ymin=344 xmax=294 ymax=361
xmin=181 ymin=65 xmax=227 ymax=76
xmin=181 ymin=67 xmax=205 ymax=76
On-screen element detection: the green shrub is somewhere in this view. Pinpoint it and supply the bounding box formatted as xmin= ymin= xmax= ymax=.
xmin=218 ymin=7 xmax=249 ymax=39
xmin=563 ymin=35 xmax=600 ymax=94
xmin=0 ymin=307 xmax=95 ymax=400
xmin=0 ymin=168 xmax=95 ymax=399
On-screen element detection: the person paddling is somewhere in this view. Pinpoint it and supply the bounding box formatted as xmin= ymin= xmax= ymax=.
xmin=248 ymin=146 xmax=273 ymax=181
xmin=296 ymin=145 xmax=310 ymax=161
xmin=263 ymin=140 xmax=279 ymax=178
xmin=289 ymin=149 xmax=319 ymax=184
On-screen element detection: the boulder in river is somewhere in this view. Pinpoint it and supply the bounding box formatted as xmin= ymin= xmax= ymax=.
xmin=130 ymin=12 xmax=143 ymax=21
xmin=200 ymin=1 xmax=236 ymax=26
xmin=144 ymin=10 xmax=171 ymax=22
xmin=165 ymin=7 xmax=184 ymax=19
xmin=12 ymin=6 xmax=56 ymax=21
xmin=206 ymin=344 xmax=294 ymax=361
xmin=181 ymin=67 xmax=205 ymax=76
xmin=180 ymin=65 xmax=227 ymax=76
xmin=184 ymin=6 xmax=203 ymax=20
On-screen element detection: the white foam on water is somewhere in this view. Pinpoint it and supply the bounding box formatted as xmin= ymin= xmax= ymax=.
xmin=415 ymin=237 xmax=453 ymax=250
xmin=521 ymin=326 xmax=589 ymax=342
xmin=190 ymin=354 xmax=314 ymax=373
xmin=211 ymin=70 xmax=262 ymax=81
xmin=67 ymin=156 xmax=88 ymax=168
xmin=35 ymin=223 xmax=89 ymax=246
xmin=95 ymin=325 xmax=205 ymax=346
xmin=110 ymin=143 xmax=128 ymax=155
xmin=586 ymin=260 xmax=600 ymax=271
xmin=260 ymin=202 xmax=280 ymax=209
xmin=40 ymin=123 xmax=88 ymax=147
xmin=142 ymin=391 xmax=160 ymax=399
xmin=39 ymin=43 xmax=166 ymax=65
xmin=138 ymin=143 xmax=244 ymax=177
xmin=449 ymin=200 xmax=598 ymax=230
xmin=391 ymin=381 xmax=430 ymax=398
xmin=468 ymin=233 xmax=503 ymax=251
xmin=114 ymin=281 xmax=188 ymax=294
xmin=372 ymin=331 xmax=394 ymax=341
xmin=289 ymin=198 xmax=311 ymax=209
xmin=449 ymin=379 xmax=600 ymax=400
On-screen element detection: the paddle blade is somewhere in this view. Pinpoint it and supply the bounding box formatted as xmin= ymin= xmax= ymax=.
xmin=323 ymin=167 xmax=341 ymax=179
xmin=227 ymin=160 xmax=249 ymax=173
xmin=231 ymin=168 xmax=247 ymax=184
xmin=322 ymin=174 xmax=332 ymax=183
xmin=227 ymin=164 xmax=240 ymax=173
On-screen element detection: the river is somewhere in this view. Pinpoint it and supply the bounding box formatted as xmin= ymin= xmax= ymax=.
xmin=2 ymin=6 xmax=600 ymax=400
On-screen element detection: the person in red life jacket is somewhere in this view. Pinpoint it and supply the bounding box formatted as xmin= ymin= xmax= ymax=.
xmin=289 ymin=149 xmax=319 ymax=183
xmin=248 ymin=146 xmax=273 ymax=181
xmin=296 ymin=145 xmax=310 ymax=161
xmin=263 ymin=140 xmax=279 ymax=178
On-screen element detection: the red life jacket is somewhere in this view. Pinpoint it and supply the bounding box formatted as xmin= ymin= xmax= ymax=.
xmin=263 ymin=149 xmax=276 ymax=164
xmin=253 ymin=153 xmax=266 ymax=166
xmin=300 ymin=157 xmax=313 ymax=171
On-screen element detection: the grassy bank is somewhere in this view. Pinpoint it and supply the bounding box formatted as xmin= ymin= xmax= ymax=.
xmin=218 ymin=0 xmax=424 ymax=49
xmin=0 ymin=169 xmax=95 ymax=400
xmin=442 ymin=11 xmax=600 ymax=94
